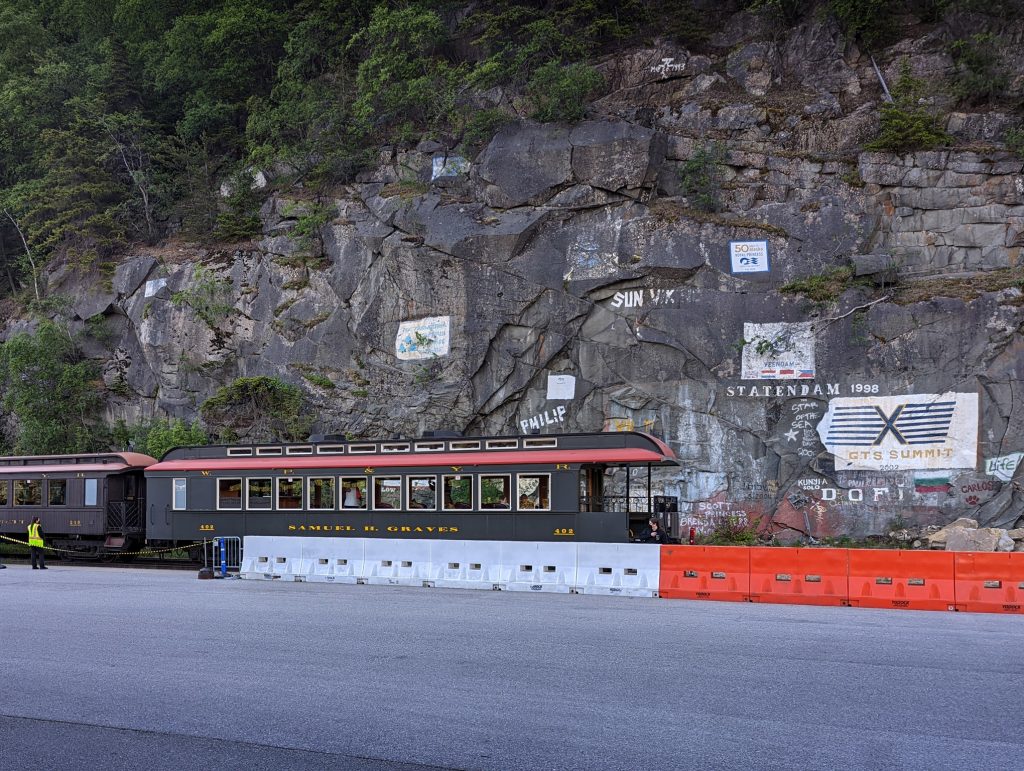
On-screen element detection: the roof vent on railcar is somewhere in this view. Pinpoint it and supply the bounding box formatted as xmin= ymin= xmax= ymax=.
xmin=421 ymin=430 xmax=463 ymax=438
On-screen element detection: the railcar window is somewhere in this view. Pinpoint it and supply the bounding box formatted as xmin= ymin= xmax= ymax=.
xmin=227 ymin=447 xmax=253 ymax=456
xmin=485 ymin=439 xmax=518 ymax=450
xmin=407 ymin=477 xmax=436 ymax=509
xmin=517 ymin=474 xmax=551 ymax=511
xmin=381 ymin=442 xmax=410 ymax=453
xmin=286 ymin=446 xmax=313 ymax=455
xmin=449 ymin=441 xmax=481 ymax=451
xmin=480 ymin=474 xmax=512 ymax=509
xmin=374 ymin=477 xmax=401 ymax=509
xmin=277 ymin=478 xmax=303 ymax=509
xmin=172 ymin=479 xmax=186 ymax=510
xmin=0 ymin=480 xmax=7 ymax=506
xmin=84 ymin=478 xmax=98 ymax=507
xmin=309 ymin=477 xmax=336 ymax=510
xmin=523 ymin=438 xmax=557 ymax=448
xmin=442 ymin=475 xmax=473 ymax=510
xmin=340 ymin=477 xmax=367 ymax=509
xmin=317 ymin=444 xmax=346 ymax=454
xmin=14 ymin=480 xmax=42 ymax=506
xmin=256 ymin=447 xmax=283 ymax=456
xmin=349 ymin=444 xmax=376 ymax=454
xmin=413 ymin=441 xmax=444 ymax=452
xmin=247 ymin=478 xmax=273 ymax=509
xmin=217 ymin=478 xmax=243 ymax=510
xmin=48 ymin=480 xmax=67 ymax=506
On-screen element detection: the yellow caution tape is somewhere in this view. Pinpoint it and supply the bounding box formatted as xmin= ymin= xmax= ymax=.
xmin=0 ymin=534 xmax=214 ymax=557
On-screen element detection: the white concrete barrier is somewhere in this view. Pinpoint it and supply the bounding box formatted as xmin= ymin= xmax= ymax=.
xmin=239 ymin=536 xmax=276 ymax=579
xmin=500 ymin=542 xmax=577 ymax=593
xmin=243 ymin=536 xmax=664 ymax=598
xmin=239 ymin=536 xmax=303 ymax=580
xmin=303 ymin=537 xmax=365 ymax=584
xmin=362 ymin=539 xmax=433 ymax=586
xmin=574 ymin=543 xmax=661 ymax=597
xmin=430 ymin=540 xmax=504 ymax=590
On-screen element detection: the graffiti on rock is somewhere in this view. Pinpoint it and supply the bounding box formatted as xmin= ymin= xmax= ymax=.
xmin=985 ymin=452 xmax=1023 ymax=481
xmin=741 ymin=322 xmax=815 ymax=380
xmin=520 ymin=405 xmax=567 ymax=433
xmin=817 ymin=392 xmax=979 ymax=471
xmin=396 ymin=316 xmax=451 ymax=360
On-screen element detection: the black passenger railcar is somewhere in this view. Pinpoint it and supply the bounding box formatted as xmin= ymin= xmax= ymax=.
xmin=145 ymin=432 xmax=679 ymax=544
xmin=0 ymin=452 xmax=156 ymax=554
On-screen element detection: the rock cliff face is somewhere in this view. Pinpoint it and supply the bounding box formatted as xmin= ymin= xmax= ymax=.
xmin=39 ymin=15 xmax=1024 ymax=539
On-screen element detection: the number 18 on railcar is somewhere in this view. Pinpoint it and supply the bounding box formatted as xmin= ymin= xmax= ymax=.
xmin=144 ymin=432 xmax=680 ymax=544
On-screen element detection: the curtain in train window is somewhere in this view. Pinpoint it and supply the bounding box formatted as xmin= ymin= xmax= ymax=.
xmin=277 ymin=478 xmax=303 ymax=509
xmin=340 ymin=477 xmax=367 ymax=509
xmin=309 ymin=478 xmax=336 ymax=510
xmin=48 ymin=480 xmax=67 ymax=506
xmin=85 ymin=479 xmax=99 ymax=506
xmin=480 ymin=474 xmax=511 ymax=509
xmin=407 ymin=477 xmax=436 ymax=509
xmin=218 ymin=478 xmax=243 ymax=509
xmin=0 ymin=481 xmax=7 ymax=506
xmin=172 ymin=478 xmax=186 ymax=510
xmin=442 ymin=475 xmax=473 ymax=510
xmin=247 ymin=478 xmax=273 ymax=509
xmin=517 ymin=474 xmax=551 ymax=510
xmin=374 ymin=477 xmax=401 ymax=509
xmin=14 ymin=480 xmax=41 ymax=506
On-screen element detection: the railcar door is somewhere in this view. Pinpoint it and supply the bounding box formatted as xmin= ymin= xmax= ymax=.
xmin=579 ymin=465 xmax=605 ymax=511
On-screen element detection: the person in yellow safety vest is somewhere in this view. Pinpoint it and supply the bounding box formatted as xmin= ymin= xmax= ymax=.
xmin=28 ymin=517 xmax=47 ymax=570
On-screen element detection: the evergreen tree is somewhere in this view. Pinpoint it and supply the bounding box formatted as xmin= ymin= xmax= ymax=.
xmin=0 ymin=320 xmax=105 ymax=454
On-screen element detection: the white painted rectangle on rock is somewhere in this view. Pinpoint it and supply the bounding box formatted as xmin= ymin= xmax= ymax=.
xmin=985 ymin=452 xmax=1024 ymax=482
xmin=740 ymin=322 xmax=815 ymax=380
xmin=431 ymin=155 xmax=470 ymax=180
xmin=729 ymin=240 xmax=770 ymax=273
xmin=396 ymin=316 xmax=450 ymax=360
xmin=546 ymin=374 xmax=576 ymax=400
xmin=817 ymin=392 xmax=979 ymax=471
xmin=144 ymin=278 xmax=167 ymax=297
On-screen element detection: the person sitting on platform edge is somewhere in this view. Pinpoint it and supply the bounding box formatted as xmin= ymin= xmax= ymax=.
xmin=639 ymin=517 xmax=669 ymax=544
xmin=28 ymin=516 xmax=47 ymax=569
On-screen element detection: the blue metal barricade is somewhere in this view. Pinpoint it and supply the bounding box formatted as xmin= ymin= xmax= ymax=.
xmin=204 ymin=536 xmax=242 ymax=575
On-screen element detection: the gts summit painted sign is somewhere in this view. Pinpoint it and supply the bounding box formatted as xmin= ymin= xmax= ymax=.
xmin=817 ymin=392 xmax=979 ymax=471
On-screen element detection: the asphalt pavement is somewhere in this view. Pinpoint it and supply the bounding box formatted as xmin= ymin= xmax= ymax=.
xmin=1 ymin=565 xmax=1021 ymax=770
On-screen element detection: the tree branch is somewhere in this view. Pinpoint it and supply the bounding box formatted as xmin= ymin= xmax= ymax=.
xmin=2 ymin=208 xmax=40 ymax=301
xmin=813 ymin=295 xmax=891 ymax=333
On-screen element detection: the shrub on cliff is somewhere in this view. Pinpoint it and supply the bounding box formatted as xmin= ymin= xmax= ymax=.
xmin=200 ymin=376 xmax=311 ymax=443
xmin=112 ymin=417 xmax=208 ymax=459
xmin=866 ymin=60 xmax=949 ymax=153
xmin=949 ymin=33 xmax=1009 ymax=106
xmin=678 ymin=142 xmax=727 ymax=213
xmin=1005 ymin=127 xmax=1024 ymax=159
xmin=527 ymin=62 xmax=603 ymax=123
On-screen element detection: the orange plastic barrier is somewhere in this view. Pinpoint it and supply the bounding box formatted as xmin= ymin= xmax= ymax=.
xmin=847 ymin=550 xmax=955 ymax=611
xmin=954 ymin=552 xmax=1024 ymax=614
xmin=660 ymin=546 xmax=750 ymax=602
xmin=748 ymin=547 xmax=849 ymax=606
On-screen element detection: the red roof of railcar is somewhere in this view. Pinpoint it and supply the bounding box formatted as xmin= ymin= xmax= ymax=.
xmin=148 ymin=446 xmax=678 ymax=473
xmin=0 ymin=452 xmax=157 ymax=475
